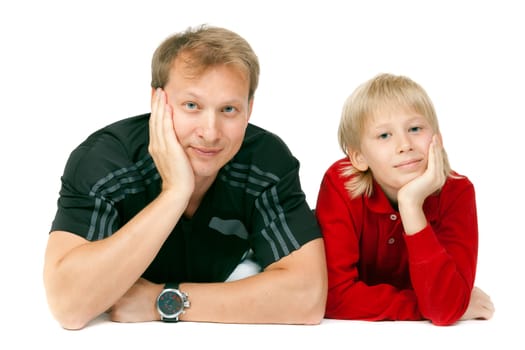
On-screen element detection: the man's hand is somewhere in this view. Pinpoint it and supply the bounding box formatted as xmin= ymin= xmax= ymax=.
xmin=149 ymin=88 xmax=194 ymax=198
xmin=108 ymin=278 xmax=164 ymax=323
xmin=460 ymin=286 xmax=495 ymax=321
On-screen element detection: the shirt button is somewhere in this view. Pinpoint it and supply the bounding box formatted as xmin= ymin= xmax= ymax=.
xmin=387 ymin=237 xmax=395 ymax=245
xmin=390 ymin=214 xmax=397 ymax=220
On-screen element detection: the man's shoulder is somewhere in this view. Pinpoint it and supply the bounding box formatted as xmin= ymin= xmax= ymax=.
xmin=62 ymin=113 xmax=152 ymax=186
xmin=98 ymin=113 xmax=150 ymax=136
xmin=242 ymin=123 xmax=292 ymax=155
xmin=226 ymin=124 xmax=299 ymax=178
xmin=76 ymin=113 xmax=149 ymax=151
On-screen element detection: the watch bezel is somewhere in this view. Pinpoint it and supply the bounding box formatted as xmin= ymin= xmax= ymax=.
xmin=157 ymin=288 xmax=186 ymax=320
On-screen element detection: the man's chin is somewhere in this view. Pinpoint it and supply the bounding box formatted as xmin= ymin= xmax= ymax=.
xmin=190 ymin=160 xmax=224 ymax=179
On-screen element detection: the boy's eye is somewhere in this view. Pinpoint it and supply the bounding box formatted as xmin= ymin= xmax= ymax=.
xmin=378 ymin=133 xmax=390 ymax=140
xmin=409 ymin=126 xmax=421 ymax=132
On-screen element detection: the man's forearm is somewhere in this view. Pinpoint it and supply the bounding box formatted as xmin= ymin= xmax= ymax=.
xmin=44 ymin=191 xmax=187 ymax=329
xmin=177 ymin=239 xmax=327 ymax=325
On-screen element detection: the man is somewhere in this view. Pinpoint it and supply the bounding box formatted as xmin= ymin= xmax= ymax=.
xmin=44 ymin=25 xmax=327 ymax=330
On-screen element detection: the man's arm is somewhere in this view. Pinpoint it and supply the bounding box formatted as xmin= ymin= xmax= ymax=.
xmin=110 ymin=238 xmax=327 ymax=325
xmin=44 ymin=187 xmax=189 ymax=330
xmin=181 ymin=238 xmax=327 ymax=324
xmin=44 ymin=89 xmax=195 ymax=330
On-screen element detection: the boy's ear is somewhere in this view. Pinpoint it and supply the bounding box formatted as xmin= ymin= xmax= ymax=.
xmin=348 ymin=148 xmax=369 ymax=172
xmin=436 ymin=132 xmax=443 ymax=147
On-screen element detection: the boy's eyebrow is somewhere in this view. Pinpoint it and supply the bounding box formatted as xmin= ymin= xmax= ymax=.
xmin=370 ymin=115 xmax=427 ymax=130
xmin=406 ymin=115 xmax=427 ymax=122
xmin=371 ymin=123 xmax=390 ymax=130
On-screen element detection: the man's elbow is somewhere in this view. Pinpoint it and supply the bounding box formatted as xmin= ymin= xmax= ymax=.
xmin=45 ymin=283 xmax=94 ymax=330
xmin=299 ymin=279 xmax=328 ymax=325
xmin=295 ymin=239 xmax=328 ymax=325
xmin=301 ymin=303 xmax=326 ymax=325
xmin=58 ymin=315 xmax=91 ymax=331
xmin=47 ymin=301 xmax=92 ymax=330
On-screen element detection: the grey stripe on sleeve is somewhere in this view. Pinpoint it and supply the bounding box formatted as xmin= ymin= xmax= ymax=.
xmin=85 ymin=155 xmax=159 ymax=240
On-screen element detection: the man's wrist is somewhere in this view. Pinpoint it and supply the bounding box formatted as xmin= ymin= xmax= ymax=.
xmin=156 ymin=282 xmax=190 ymax=322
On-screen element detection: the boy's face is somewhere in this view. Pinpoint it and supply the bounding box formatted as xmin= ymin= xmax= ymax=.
xmin=163 ymin=59 xmax=253 ymax=181
xmin=351 ymin=108 xmax=434 ymax=201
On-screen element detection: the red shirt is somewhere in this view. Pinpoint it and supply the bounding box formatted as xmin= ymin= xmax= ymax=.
xmin=315 ymin=158 xmax=478 ymax=326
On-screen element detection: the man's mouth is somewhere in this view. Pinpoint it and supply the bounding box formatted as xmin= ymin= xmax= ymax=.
xmin=191 ymin=146 xmax=221 ymax=156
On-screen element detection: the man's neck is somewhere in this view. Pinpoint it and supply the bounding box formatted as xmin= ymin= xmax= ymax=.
xmin=184 ymin=174 xmax=217 ymax=219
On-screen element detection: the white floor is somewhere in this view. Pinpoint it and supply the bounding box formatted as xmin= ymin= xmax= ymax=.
xmin=6 ymin=310 xmax=517 ymax=350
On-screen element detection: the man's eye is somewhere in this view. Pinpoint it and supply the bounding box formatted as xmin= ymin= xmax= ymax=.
xmin=185 ymin=102 xmax=197 ymax=110
xmin=223 ymin=106 xmax=236 ymax=113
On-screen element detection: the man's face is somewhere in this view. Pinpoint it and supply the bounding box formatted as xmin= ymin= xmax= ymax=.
xmin=163 ymin=59 xmax=252 ymax=181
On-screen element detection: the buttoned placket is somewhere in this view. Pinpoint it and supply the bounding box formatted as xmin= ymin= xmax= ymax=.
xmin=387 ymin=213 xmax=398 ymax=245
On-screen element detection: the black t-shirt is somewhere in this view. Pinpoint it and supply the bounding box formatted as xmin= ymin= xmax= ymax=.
xmin=51 ymin=113 xmax=321 ymax=283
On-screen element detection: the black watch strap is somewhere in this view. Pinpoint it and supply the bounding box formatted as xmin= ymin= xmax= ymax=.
xmin=164 ymin=282 xmax=180 ymax=290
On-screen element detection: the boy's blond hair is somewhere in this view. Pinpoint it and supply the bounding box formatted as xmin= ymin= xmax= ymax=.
xmin=338 ymin=73 xmax=453 ymax=198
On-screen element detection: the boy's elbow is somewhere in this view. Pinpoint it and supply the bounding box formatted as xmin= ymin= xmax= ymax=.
xmin=421 ymin=294 xmax=468 ymax=326
xmin=429 ymin=312 xmax=461 ymax=327
xmin=430 ymin=317 xmax=459 ymax=327
xmin=422 ymin=306 xmax=463 ymax=327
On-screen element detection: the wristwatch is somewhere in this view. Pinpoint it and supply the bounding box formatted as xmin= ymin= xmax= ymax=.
xmin=156 ymin=282 xmax=190 ymax=322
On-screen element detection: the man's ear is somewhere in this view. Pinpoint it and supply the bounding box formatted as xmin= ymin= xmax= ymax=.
xmin=348 ymin=148 xmax=369 ymax=171
xmin=151 ymin=87 xmax=157 ymax=104
xmin=247 ymin=98 xmax=254 ymax=122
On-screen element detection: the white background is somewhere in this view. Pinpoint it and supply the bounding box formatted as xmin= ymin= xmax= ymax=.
xmin=1 ymin=0 xmax=523 ymax=348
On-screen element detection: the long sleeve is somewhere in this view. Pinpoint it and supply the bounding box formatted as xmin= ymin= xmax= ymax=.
xmin=315 ymin=163 xmax=423 ymax=321
xmin=404 ymin=177 xmax=478 ymax=325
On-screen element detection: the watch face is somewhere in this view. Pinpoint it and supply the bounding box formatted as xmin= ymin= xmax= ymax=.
xmin=158 ymin=289 xmax=183 ymax=317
